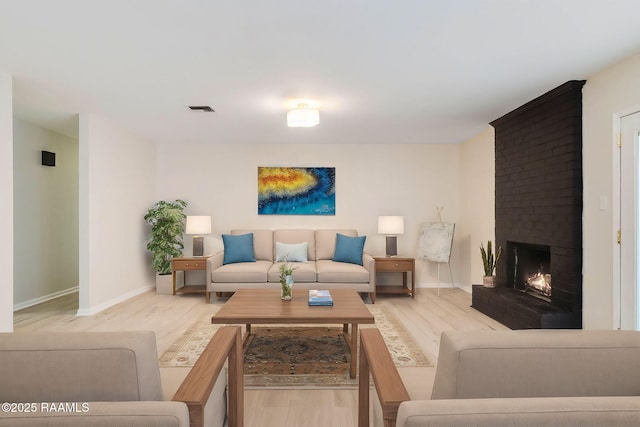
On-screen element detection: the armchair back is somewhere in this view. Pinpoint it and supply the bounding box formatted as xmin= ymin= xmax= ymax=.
xmin=0 ymin=330 xmax=162 ymax=403
xmin=432 ymin=329 xmax=640 ymax=399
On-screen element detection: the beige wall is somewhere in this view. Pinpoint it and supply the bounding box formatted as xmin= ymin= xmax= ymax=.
xmin=583 ymin=53 xmax=640 ymax=329
xmin=155 ymin=143 xmax=469 ymax=287
xmin=78 ymin=114 xmax=156 ymax=315
xmin=13 ymin=119 xmax=79 ymax=308
xmin=0 ymin=72 xmax=13 ymax=331
xmin=459 ymin=127 xmax=495 ymax=289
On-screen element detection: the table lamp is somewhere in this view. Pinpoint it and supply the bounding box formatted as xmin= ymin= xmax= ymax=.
xmin=378 ymin=216 xmax=404 ymax=257
xmin=186 ymin=215 xmax=211 ymax=257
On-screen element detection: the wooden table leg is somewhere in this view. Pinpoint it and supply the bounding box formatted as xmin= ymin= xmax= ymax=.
xmin=240 ymin=323 xmax=252 ymax=349
xmin=411 ymin=268 xmax=415 ymax=298
xmin=172 ymin=270 xmax=177 ymax=295
xmin=350 ymin=323 xmax=359 ymax=378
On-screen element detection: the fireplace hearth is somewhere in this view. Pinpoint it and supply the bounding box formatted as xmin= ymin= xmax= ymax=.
xmin=472 ymin=80 xmax=584 ymax=329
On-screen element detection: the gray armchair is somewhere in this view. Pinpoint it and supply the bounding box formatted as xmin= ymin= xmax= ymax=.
xmin=0 ymin=326 xmax=243 ymax=427
xmin=359 ymin=328 xmax=640 ymax=427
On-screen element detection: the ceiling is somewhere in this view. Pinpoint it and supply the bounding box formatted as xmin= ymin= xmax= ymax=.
xmin=2 ymin=0 xmax=640 ymax=145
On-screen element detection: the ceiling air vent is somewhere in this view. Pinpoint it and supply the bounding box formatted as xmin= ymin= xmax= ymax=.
xmin=188 ymin=105 xmax=215 ymax=112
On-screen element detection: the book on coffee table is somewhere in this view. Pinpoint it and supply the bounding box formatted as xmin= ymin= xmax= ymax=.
xmin=308 ymin=290 xmax=334 ymax=306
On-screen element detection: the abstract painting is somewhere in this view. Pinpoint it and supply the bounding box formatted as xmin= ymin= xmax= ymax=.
xmin=418 ymin=222 xmax=455 ymax=263
xmin=258 ymin=167 xmax=335 ymax=215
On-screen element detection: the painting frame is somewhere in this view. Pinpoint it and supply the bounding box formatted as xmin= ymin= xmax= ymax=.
xmin=258 ymin=167 xmax=336 ymax=215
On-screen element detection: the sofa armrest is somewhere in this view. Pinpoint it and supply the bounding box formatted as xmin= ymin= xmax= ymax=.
xmin=363 ymin=252 xmax=375 ymax=286
xmin=173 ymin=326 xmax=244 ymax=427
xmin=359 ymin=328 xmax=410 ymax=427
xmin=206 ymin=251 xmax=224 ymax=286
xmin=207 ymin=251 xmax=224 ymax=271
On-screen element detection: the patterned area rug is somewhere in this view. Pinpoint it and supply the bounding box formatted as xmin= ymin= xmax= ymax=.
xmin=159 ymin=304 xmax=430 ymax=387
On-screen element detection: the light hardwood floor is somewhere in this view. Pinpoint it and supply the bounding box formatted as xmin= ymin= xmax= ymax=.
xmin=14 ymin=288 xmax=507 ymax=426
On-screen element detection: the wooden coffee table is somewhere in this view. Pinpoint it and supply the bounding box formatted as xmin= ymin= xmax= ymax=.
xmin=211 ymin=288 xmax=375 ymax=378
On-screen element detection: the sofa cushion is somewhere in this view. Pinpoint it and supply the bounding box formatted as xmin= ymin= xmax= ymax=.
xmin=274 ymin=229 xmax=316 ymax=261
xmin=333 ymin=233 xmax=366 ymax=265
xmin=316 ymin=229 xmax=358 ymax=260
xmin=231 ymin=229 xmax=273 ymax=261
xmin=316 ymin=259 xmax=369 ymax=282
xmin=0 ymin=401 xmax=191 ymax=427
xmin=268 ymin=261 xmax=317 ymax=283
xmin=396 ymin=396 xmax=640 ymax=427
xmin=222 ymin=233 xmax=255 ymax=265
xmin=211 ymin=260 xmax=271 ymax=283
xmin=275 ymin=241 xmax=308 ymax=262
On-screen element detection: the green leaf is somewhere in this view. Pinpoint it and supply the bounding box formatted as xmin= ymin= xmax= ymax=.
xmin=144 ymin=199 xmax=188 ymax=274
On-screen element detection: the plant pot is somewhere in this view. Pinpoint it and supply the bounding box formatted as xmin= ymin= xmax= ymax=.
xmin=482 ymin=275 xmax=496 ymax=288
xmin=156 ymin=273 xmax=173 ymax=295
xmin=281 ymin=275 xmax=293 ymax=300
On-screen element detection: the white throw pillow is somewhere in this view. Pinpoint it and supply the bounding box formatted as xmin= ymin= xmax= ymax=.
xmin=275 ymin=241 xmax=308 ymax=262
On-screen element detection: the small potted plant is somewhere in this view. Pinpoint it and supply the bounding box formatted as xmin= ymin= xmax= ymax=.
xmin=144 ymin=199 xmax=188 ymax=293
xmin=278 ymin=257 xmax=297 ymax=300
xmin=480 ymin=240 xmax=501 ymax=288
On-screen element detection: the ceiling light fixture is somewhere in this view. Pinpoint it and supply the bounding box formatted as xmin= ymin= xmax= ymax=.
xmin=287 ymin=103 xmax=319 ymax=127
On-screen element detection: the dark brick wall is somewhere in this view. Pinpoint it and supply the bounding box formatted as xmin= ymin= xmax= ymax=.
xmin=492 ymin=80 xmax=584 ymax=318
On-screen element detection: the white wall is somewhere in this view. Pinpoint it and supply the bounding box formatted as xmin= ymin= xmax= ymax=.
xmin=13 ymin=119 xmax=79 ymax=308
xmin=78 ymin=114 xmax=156 ymax=315
xmin=155 ymin=143 xmax=464 ymax=286
xmin=0 ymin=72 xmax=13 ymax=331
xmin=459 ymin=127 xmax=495 ymax=289
xmin=583 ymin=53 xmax=640 ymax=329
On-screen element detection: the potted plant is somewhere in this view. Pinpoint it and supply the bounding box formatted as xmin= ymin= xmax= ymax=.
xmin=278 ymin=258 xmax=297 ymax=300
xmin=480 ymin=240 xmax=501 ymax=288
xmin=144 ymin=199 xmax=188 ymax=293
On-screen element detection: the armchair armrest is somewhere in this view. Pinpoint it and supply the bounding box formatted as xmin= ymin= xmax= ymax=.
xmin=359 ymin=328 xmax=410 ymax=427
xmin=173 ymin=326 xmax=243 ymax=427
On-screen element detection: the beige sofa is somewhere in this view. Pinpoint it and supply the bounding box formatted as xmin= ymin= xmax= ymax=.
xmin=0 ymin=327 xmax=244 ymax=427
xmin=207 ymin=228 xmax=377 ymax=302
xmin=359 ymin=328 xmax=640 ymax=427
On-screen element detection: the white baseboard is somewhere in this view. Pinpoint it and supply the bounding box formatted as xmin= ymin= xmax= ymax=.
xmin=76 ymin=285 xmax=153 ymax=316
xmin=417 ymin=282 xmax=472 ymax=294
xmin=13 ymin=286 xmax=80 ymax=311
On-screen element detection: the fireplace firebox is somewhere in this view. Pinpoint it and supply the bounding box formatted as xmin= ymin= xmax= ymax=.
xmin=507 ymin=242 xmax=551 ymax=302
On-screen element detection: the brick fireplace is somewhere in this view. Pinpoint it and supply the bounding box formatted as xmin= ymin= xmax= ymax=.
xmin=472 ymin=80 xmax=584 ymax=329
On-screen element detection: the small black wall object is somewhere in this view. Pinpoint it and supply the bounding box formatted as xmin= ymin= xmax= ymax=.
xmin=42 ymin=151 xmax=56 ymax=167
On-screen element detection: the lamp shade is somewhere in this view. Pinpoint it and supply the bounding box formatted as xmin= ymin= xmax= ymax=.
xmin=287 ymin=104 xmax=319 ymax=127
xmin=186 ymin=216 xmax=211 ymax=235
xmin=378 ymin=216 xmax=404 ymax=235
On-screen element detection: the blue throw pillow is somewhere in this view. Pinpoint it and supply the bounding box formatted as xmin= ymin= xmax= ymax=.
xmin=222 ymin=233 xmax=256 ymax=265
xmin=333 ymin=233 xmax=366 ymax=265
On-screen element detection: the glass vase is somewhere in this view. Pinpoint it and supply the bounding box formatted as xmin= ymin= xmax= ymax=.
xmin=281 ymin=275 xmax=293 ymax=300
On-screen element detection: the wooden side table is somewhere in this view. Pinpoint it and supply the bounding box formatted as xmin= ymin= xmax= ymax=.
xmin=373 ymin=256 xmax=415 ymax=300
xmin=172 ymin=255 xmax=212 ymax=303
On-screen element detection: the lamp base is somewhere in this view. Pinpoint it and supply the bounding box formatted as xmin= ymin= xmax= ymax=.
xmin=192 ymin=236 xmax=204 ymax=257
xmin=385 ymin=235 xmax=398 ymax=257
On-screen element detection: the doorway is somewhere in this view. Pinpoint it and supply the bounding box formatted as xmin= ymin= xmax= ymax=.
xmin=12 ymin=118 xmax=79 ymax=317
xmin=619 ymin=111 xmax=640 ymax=330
